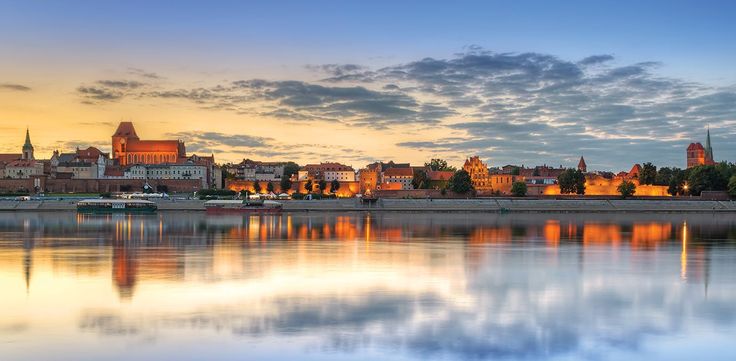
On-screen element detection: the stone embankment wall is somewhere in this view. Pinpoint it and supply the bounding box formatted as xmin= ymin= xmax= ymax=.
xmin=2 ymin=198 xmax=735 ymax=213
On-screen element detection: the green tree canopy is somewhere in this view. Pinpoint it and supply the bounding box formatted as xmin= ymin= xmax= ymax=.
xmin=511 ymin=181 xmax=527 ymax=197
xmin=638 ymin=162 xmax=657 ymax=185
xmin=557 ymin=169 xmax=586 ymax=195
xmin=448 ymin=170 xmax=473 ymax=194
xmin=412 ymin=169 xmax=429 ymax=189
xmin=425 ymin=158 xmax=457 ymax=172
xmin=687 ymin=165 xmax=728 ymax=196
xmin=617 ymin=180 xmax=636 ymax=198
xmin=253 ymin=181 xmax=262 ymax=193
xmin=280 ymin=177 xmax=292 ymax=193
xmin=283 ymin=162 xmax=300 ymax=179
xmin=318 ymin=179 xmax=327 ymax=193
xmin=330 ymin=179 xmax=340 ymax=193
xmin=304 ymin=180 xmax=313 ymax=193
xmin=266 ymin=182 xmax=275 ymax=193
xmin=729 ymin=175 xmax=736 ymax=199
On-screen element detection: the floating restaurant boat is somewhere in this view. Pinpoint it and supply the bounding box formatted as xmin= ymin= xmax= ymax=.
xmin=76 ymin=199 xmax=158 ymax=213
xmin=204 ymin=199 xmax=282 ymax=214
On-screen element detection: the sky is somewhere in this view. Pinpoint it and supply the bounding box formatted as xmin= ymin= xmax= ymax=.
xmin=0 ymin=0 xmax=735 ymax=171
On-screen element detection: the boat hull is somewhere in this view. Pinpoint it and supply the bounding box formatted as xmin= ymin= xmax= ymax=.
xmin=77 ymin=206 xmax=157 ymax=214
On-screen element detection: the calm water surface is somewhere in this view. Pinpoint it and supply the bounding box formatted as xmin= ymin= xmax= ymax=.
xmin=1 ymin=211 xmax=736 ymax=361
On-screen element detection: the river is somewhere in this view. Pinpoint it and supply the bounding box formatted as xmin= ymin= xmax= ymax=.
xmin=1 ymin=211 xmax=735 ymax=361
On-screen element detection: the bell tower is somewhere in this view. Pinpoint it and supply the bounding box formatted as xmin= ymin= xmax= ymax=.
xmin=112 ymin=122 xmax=139 ymax=165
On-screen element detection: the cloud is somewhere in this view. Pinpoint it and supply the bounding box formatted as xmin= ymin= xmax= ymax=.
xmin=77 ymin=86 xmax=124 ymax=101
xmin=73 ymin=48 xmax=736 ymax=169
xmin=97 ymin=80 xmax=144 ymax=89
xmin=578 ymin=54 xmax=615 ymax=65
xmin=0 ymin=83 xmax=31 ymax=91
xmin=166 ymin=131 xmax=273 ymax=154
xmin=127 ymin=67 xmax=162 ymax=79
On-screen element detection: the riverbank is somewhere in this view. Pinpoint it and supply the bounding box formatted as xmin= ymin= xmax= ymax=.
xmin=1 ymin=198 xmax=735 ymax=213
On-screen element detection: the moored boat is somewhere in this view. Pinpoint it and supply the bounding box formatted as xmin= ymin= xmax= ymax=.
xmin=204 ymin=199 xmax=282 ymax=214
xmin=77 ymin=199 xmax=158 ymax=213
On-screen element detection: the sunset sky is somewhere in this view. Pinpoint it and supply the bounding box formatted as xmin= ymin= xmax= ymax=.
xmin=1 ymin=0 xmax=735 ymax=170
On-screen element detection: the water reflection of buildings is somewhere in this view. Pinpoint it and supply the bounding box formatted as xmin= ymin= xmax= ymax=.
xmin=3 ymin=213 xmax=736 ymax=300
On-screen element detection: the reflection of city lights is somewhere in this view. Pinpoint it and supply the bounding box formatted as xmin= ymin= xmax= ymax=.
xmin=681 ymin=221 xmax=688 ymax=281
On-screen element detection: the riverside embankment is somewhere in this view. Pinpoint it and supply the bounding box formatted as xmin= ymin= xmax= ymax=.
xmin=1 ymin=198 xmax=736 ymax=212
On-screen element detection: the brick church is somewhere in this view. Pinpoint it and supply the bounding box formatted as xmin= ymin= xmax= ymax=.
xmin=686 ymin=128 xmax=716 ymax=168
xmin=112 ymin=122 xmax=186 ymax=166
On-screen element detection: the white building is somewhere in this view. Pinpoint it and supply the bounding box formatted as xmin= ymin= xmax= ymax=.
xmin=382 ymin=167 xmax=414 ymax=190
xmin=125 ymin=162 xmax=208 ymax=188
xmin=4 ymin=160 xmax=44 ymax=179
xmin=324 ymin=170 xmax=356 ymax=182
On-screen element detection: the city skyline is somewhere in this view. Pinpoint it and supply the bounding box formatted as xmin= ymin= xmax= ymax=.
xmin=1 ymin=0 xmax=735 ymax=170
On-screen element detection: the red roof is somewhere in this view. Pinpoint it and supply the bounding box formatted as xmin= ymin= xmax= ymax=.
xmin=126 ymin=140 xmax=180 ymax=152
xmin=113 ymin=122 xmax=139 ymax=138
xmin=384 ymin=167 xmax=414 ymax=177
xmin=104 ymin=167 xmax=124 ymax=177
xmin=76 ymin=146 xmax=108 ymax=161
xmin=628 ymin=164 xmax=642 ymax=177
xmin=0 ymin=154 xmax=20 ymax=163
xmin=426 ymin=170 xmax=454 ymax=181
xmin=7 ymin=159 xmax=36 ymax=167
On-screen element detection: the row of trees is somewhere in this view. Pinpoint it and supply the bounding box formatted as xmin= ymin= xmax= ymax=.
xmin=638 ymin=162 xmax=736 ymax=196
xmin=303 ymin=179 xmax=341 ymax=193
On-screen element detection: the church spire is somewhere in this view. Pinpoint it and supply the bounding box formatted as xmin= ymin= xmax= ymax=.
xmin=24 ymin=127 xmax=32 ymax=146
xmin=22 ymin=127 xmax=34 ymax=160
xmin=705 ymin=126 xmax=713 ymax=162
xmin=577 ymin=156 xmax=587 ymax=173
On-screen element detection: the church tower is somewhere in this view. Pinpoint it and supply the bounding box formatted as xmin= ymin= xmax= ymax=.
xmin=22 ymin=128 xmax=34 ymax=160
xmin=577 ymin=156 xmax=587 ymax=173
xmin=705 ymin=127 xmax=714 ymax=164
xmin=112 ymin=121 xmax=139 ymax=164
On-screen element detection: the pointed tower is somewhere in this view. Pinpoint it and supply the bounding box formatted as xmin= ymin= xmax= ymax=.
xmin=22 ymin=128 xmax=34 ymax=160
xmin=704 ymin=127 xmax=714 ymax=164
xmin=577 ymin=156 xmax=587 ymax=173
xmin=111 ymin=121 xmax=139 ymax=165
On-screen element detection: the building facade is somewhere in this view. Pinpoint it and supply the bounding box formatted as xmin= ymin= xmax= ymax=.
xmin=687 ymin=129 xmax=716 ymax=168
xmin=382 ymin=167 xmax=414 ymax=190
xmin=124 ymin=162 xmax=208 ymax=188
xmin=112 ymin=122 xmax=186 ymax=166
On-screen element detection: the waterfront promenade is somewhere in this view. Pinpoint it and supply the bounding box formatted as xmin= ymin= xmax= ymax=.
xmin=1 ymin=198 xmax=735 ymax=212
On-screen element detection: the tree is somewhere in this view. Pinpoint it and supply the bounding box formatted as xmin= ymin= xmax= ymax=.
xmin=239 ymin=189 xmax=251 ymax=199
xmin=729 ymin=175 xmax=736 ymax=199
xmin=666 ymin=168 xmax=686 ymax=196
xmin=304 ymin=180 xmax=313 ymax=193
xmin=510 ymin=166 xmax=520 ymax=176
xmin=253 ymin=181 xmax=262 ymax=194
xmin=511 ymin=181 xmax=527 ymax=197
xmin=638 ymin=162 xmax=657 ymax=185
xmin=266 ymin=182 xmax=275 ymax=193
xmin=280 ymin=177 xmax=292 ymax=193
xmin=412 ymin=169 xmax=429 ymax=189
xmin=330 ymin=179 xmax=340 ymax=193
xmin=617 ymin=180 xmax=636 ymax=198
xmin=283 ymin=162 xmax=300 ymax=180
xmin=557 ymin=169 xmax=586 ymax=195
xmin=425 ymin=158 xmax=457 ymax=172
xmin=655 ymin=167 xmax=674 ymax=186
xmin=318 ymin=179 xmax=327 ymax=193
xmin=448 ymin=170 xmax=473 ymax=194
xmin=687 ymin=165 xmax=726 ymax=196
